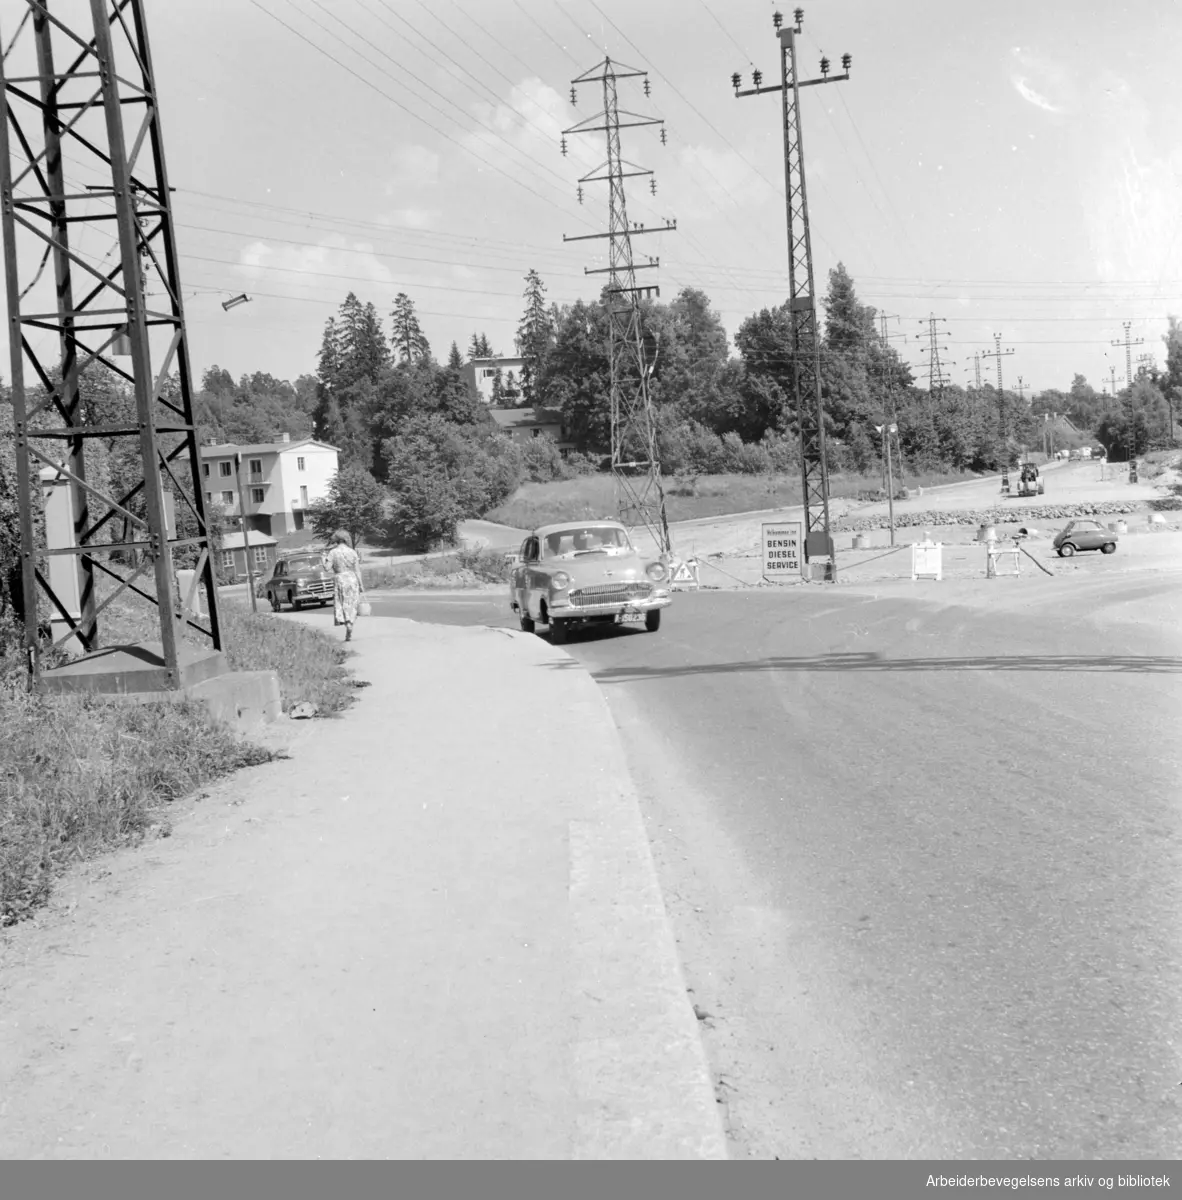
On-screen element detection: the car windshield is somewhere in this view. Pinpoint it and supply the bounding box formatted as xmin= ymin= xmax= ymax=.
xmin=540 ymin=526 xmax=632 ymax=559
xmin=285 ymin=556 xmax=323 ymax=572
xmin=1072 ymin=522 xmax=1101 ymax=531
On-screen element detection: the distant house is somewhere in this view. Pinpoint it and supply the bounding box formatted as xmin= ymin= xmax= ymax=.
xmin=489 ymin=406 xmax=574 ymax=454
xmin=218 ymin=530 xmax=277 ymax=583
xmin=462 ymin=356 xmax=526 ymax=404
xmin=199 ymin=435 xmax=338 ymax=537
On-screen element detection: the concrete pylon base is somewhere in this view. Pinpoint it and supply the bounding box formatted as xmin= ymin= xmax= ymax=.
xmin=37 ymin=642 xmax=282 ymax=732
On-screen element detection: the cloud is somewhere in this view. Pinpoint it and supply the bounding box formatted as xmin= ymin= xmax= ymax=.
xmin=234 ymin=234 xmax=394 ymax=289
xmin=386 ymin=144 xmax=441 ymax=187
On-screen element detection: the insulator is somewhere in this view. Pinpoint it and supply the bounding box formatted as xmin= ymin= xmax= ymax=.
xmin=560 ymin=136 xmax=568 ymax=156
xmin=731 ymin=71 xmax=741 ymax=90
xmin=842 ymin=52 xmax=852 ymax=71
xmin=820 ymin=56 xmax=830 ymax=75
xmin=570 ymin=86 xmax=577 ymax=105
xmin=643 ymin=78 xmax=651 ymax=97
xmin=772 ymin=10 xmax=783 ymax=29
xmin=650 ymin=178 xmax=657 ymax=195
xmin=752 ymin=68 xmax=763 ymax=87
xmin=794 ymin=7 xmax=804 ymax=29
xmin=660 ymin=127 xmax=667 ymax=145
xmin=577 ymin=186 xmax=583 ymax=204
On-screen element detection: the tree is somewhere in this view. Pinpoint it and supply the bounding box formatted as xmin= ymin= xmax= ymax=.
xmin=467 ymin=332 xmax=493 ymax=361
xmin=383 ymin=414 xmax=522 ymax=550
xmin=390 ymin=293 xmax=431 ymax=367
xmin=446 ymin=341 xmax=464 ymax=371
xmin=307 ymin=463 xmax=387 ymax=549
xmin=517 ymin=269 xmax=554 ymax=404
xmin=536 ymin=298 xmax=611 ymax=453
xmin=490 ymin=367 xmax=506 ymax=406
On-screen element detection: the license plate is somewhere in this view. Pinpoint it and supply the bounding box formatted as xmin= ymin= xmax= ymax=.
xmin=617 ymin=610 xmax=645 ymax=622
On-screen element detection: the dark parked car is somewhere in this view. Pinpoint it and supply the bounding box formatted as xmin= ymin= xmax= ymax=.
xmin=1052 ymin=519 xmax=1117 ymax=557
xmin=262 ymin=553 xmax=334 ymax=610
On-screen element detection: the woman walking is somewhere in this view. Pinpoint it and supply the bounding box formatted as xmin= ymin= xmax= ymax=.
xmin=324 ymin=530 xmax=364 ymax=641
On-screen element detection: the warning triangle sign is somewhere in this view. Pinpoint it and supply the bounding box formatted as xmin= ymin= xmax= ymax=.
xmin=671 ymin=561 xmax=695 ymax=583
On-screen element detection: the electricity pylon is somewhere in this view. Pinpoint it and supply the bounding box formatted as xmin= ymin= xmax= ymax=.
xmin=562 ymin=58 xmax=676 ymax=558
xmin=918 ymin=315 xmax=952 ymax=415
xmin=980 ymin=334 xmax=1015 ymax=493
xmin=733 ymin=8 xmax=851 ymax=580
xmin=0 ymin=1 xmax=222 ymax=688
xmin=1111 ymin=321 xmax=1144 ymax=387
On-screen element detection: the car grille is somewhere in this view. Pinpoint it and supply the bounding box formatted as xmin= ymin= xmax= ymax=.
xmin=569 ymin=582 xmax=651 ymax=606
xmin=298 ymin=579 xmax=334 ymax=598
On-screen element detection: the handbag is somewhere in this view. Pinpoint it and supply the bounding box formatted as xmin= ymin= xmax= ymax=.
xmin=358 ymin=601 xmax=372 ymax=617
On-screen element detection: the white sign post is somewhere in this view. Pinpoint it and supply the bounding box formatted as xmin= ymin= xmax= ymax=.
xmin=911 ymin=535 xmax=943 ymax=581
xmin=761 ymin=521 xmax=804 ymax=582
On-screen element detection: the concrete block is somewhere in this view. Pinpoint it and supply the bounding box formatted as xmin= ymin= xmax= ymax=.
xmin=184 ymin=669 xmax=282 ymax=732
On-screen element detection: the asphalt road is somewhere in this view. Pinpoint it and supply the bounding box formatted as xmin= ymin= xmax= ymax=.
xmin=365 ymin=580 xmax=1182 ymax=1159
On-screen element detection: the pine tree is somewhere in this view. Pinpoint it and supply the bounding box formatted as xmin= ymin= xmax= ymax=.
xmin=335 ymin=293 xmax=389 ymax=388
xmin=447 ymin=341 xmax=464 ymax=371
xmin=517 ymin=269 xmax=554 ymax=404
xmin=317 ymin=317 xmax=342 ymax=392
xmin=390 ymin=293 xmax=432 ymax=366
xmin=490 ymin=367 xmax=506 ymax=405
xmin=467 ymin=332 xmax=493 ymax=361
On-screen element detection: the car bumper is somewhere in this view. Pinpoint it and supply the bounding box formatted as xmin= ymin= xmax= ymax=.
xmin=548 ymin=591 xmax=672 ymax=620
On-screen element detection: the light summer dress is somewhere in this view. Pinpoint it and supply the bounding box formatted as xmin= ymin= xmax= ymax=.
xmin=325 ymin=543 xmax=362 ymax=626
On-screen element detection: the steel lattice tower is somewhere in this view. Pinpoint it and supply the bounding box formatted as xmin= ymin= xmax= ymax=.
xmin=562 ymin=58 xmax=676 ymax=558
xmin=919 ymin=315 xmax=952 ymax=413
xmin=734 ymin=9 xmax=850 ymax=580
xmin=0 ymin=0 xmax=222 ymax=688
xmin=981 ymin=333 xmax=1015 ymax=492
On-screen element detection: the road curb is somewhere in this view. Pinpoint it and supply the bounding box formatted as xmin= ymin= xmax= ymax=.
xmin=488 ymin=629 xmax=729 ymax=1159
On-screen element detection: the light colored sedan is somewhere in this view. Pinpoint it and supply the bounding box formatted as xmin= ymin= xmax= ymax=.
xmin=509 ymin=520 xmax=671 ymax=644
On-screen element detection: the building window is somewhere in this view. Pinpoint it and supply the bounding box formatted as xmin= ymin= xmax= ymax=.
xmin=220 ymin=550 xmax=234 ymax=570
xmin=222 ymin=490 xmax=234 ymax=504
xmin=297 ymin=456 xmax=306 ymax=471
xmin=253 ymin=546 xmax=268 ymax=565
xmin=219 ymin=461 xmax=232 ymax=477
xmin=251 ymin=488 xmax=265 ymax=503
xmin=205 ymin=492 xmax=213 ymax=503
xmin=482 ymin=368 xmax=496 ymax=378
xmin=248 ymin=458 xmax=262 ymax=478
xmin=202 ymin=463 xmax=210 ymax=477
xmin=299 ymin=485 xmax=308 ymax=506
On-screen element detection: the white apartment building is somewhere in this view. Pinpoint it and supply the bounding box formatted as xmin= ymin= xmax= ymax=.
xmin=461 ymin=356 xmax=526 ymax=404
xmin=199 ymin=435 xmax=339 ymax=537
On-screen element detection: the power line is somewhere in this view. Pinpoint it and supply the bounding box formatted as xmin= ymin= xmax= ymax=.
xmin=292 ymin=0 xmax=579 ymax=200
xmin=246 ymin=0 xmax=583 ymax=219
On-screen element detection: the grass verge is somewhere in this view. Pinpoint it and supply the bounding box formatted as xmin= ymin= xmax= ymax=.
xmin=0 ymin=576 xmax=363 ymax=926
xmin=484 ymin=469 xmax=988 ymax=529
xmin=0 ymin=688 xmax=275 ymax=927
xmin=99 ymin=593 xmax=356 ymax=717
xmin=363 ymin=546 xmax=512 ymax=590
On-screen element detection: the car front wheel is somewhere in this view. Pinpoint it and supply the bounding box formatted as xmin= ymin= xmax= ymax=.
xmin=644 ymin=609 xmax=662 ymax=632
xmin=1101 ymin=542 xmax=1116 ymax=554
xmin=1058 ymin=543 xmax=1075 ymax=557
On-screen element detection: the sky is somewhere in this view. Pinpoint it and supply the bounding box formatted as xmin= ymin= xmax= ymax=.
xmin=7 ymin=0 xmax=1182 ymax=398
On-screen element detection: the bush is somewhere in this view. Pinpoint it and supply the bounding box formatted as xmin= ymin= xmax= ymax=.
xmin=521 ymin=436 xmax=570 ymax=483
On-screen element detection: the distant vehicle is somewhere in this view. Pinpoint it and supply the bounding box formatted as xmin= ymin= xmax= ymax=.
xmin=1053 ymin=519 xmax=1117 ymax=557
xmin=509 ymin=519 xmax=671 ymax=644
xmin=1016 ymin=463 xmax=1044 ymax=497
xmin=1080 ymin=446 xmax=1093 ymax=459
xmin=262 ymin=552 xmax=334 ymax=611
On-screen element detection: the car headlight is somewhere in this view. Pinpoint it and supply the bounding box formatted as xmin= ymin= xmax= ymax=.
xmin=646 ymin=562 xmax=666 ymax=582
xmin=296 ymin=579 xmax=309 ymax=589
xmin=551 ymin=572 xmax=570 ymax=591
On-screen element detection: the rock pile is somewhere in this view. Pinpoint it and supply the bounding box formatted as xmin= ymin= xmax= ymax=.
xmin=832 ymin=501 xmax=1143 ymax=533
